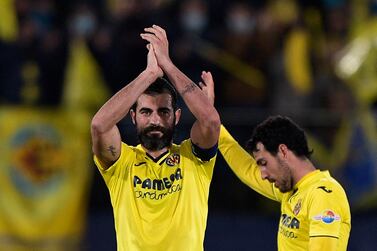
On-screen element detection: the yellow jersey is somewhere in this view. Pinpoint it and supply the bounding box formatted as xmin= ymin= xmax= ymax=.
xmin=219 ymin=125 xmax=351 ymax=251
xmin=94 ymin=139 xmax=216 ymax=251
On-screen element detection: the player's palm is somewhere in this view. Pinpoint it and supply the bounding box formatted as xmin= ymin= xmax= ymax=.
xmin=142 ymin=25 xmax=171 ymax=68
xmin=147 ymin=44 xmax=163 ymax=77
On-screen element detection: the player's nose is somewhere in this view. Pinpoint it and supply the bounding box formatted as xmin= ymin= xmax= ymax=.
xmin=149 ymin=112 xmax=162 ymax=125
xmin=260 ymin=169 xmax=269 ymax=180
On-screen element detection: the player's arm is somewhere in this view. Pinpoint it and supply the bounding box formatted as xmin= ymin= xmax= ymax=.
xmin=199 ymin=69 xmax=281 ymax=201
xmin=141 ymin=25 xmax=220 ymax=150
xmin=308 ymin=183 xmax=350 ymax=251
xmin=91 ymin=44 xmax=163 ymax=169
xmin=219 ymin=125 xmax=281 ymax=201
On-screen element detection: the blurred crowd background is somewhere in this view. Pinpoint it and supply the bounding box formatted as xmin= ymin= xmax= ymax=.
xmin=0 ymin=0 xmax=376 ymax=250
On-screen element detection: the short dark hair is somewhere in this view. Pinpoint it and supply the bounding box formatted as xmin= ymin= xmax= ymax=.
xmin=246 ymin=115 xmax=313 ymax=159
xmin=132 ymin=77 xmax=178 ymax=111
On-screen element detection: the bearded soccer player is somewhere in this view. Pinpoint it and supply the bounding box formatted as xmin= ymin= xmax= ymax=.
xmin=200 ymin=75 xmax=351 ymax=251
xmin=91 ymin=25 xmax=220 ymax=251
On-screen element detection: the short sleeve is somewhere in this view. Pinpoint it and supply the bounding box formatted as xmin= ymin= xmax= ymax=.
xmin=308 ymin=183 xmax=348 ymax=238
xmin=94 ymin=142 xmax=134 ymax=190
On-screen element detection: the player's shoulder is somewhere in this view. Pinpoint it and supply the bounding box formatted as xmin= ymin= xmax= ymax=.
xmin=308 ymin=172 xmax=350 ymax=217
xmin=173 ymin=139 xmax=191 ymax=151
xmin=120 ymin=142 xmax=144 ymax=161
xmin=310 ymin=171 xmax=347 ymax=198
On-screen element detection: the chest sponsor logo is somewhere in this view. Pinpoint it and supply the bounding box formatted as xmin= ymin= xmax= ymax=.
xmin=133 ymin=168 xmax=183 ymax=200
xmin=293 ymin=199 xmax=302 ymax=216
xmin=165 ymin=153 xmax=180 ymax=167
xmin=279 ymin=213 xmax=300 ymax=239
xmin=281 ymin=213 xmax=300 ymax=229
xmin=313 ymin=210 xmax=340 ymax=224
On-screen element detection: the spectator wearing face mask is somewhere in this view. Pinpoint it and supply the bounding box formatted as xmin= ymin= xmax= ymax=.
xmin=214 ymin=1 xmax=268 ymax=107
xmin=169 ymin=0 xmax=218 ymax=93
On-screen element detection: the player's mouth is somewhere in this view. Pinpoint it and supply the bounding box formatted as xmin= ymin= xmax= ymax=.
xmin=147 ymin=130 xmax=163 ymax=137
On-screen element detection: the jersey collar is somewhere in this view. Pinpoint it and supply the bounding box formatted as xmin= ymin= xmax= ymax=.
xmin=136 ymin=144 xmax=171 ymax=164
xmin=146 ymin=150 xmax=170 ymax=164
xmin=293 ymin=169 xmax=323 ymax=190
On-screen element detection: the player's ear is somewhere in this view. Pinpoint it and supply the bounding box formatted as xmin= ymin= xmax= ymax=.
xmin=174 ymin=108 xmax=182 ymax=125
xmin=130 ymin=109 xmax=136 ymax=125
xmin=278 ymin=144 xmax=289 ymax=158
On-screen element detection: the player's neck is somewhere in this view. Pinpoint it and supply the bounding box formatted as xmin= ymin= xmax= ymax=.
xmin=292 ymin=159 xmax=316 ymax=186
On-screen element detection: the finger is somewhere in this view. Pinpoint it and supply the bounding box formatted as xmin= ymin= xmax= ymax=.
xmin=149 ymin=43 xmax=155 ymax=51
xmin=202 ymin=71 xmax=212 ymax=78
xmin=144 ymin=27 xmax=157 ymax=36
xmin=201 ymin=72 xmax=210 ymax=82
xmin=146 ymin=43 xmax=151 ymax=50
xmin=147 ymin=44 xmax=154 ymax=58
xmin=202 ymin=72 xmax=213 ymax=84
xmin=140 ymin=33 xmax=159 ymax=44
xmin=144 ymin=26 xmax=164 ymax=40
xmin=198 ymin=81 xmax=205 ymax=89
xmin=152 ymin=24 xmax=167 ymax=38
xmin=145 ymin=26 xmax=165 ymax=42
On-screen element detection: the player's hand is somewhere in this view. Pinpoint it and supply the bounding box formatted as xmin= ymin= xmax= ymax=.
xmin=146 ymin=43 xmax=163 ymax=78
xmin=198 ymin=71 xmax=215 ymax=106
xmin=141 ymin=25 xmax=171 ymax=69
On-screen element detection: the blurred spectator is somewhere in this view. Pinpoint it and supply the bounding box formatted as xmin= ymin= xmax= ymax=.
xmin=267 ymin=0 xmax=314 ymax=119
xmin=169 ymin=0 xmax=218 ymax=86
xmin=214 ymin=0 xmax=268 ymax=106
xmin=15 ymin=0 xmax=68 ymax=106
xmin=88 ymin=0 xmax=171 ymax=94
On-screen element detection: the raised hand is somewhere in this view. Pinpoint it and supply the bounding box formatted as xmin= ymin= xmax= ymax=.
xmin=141 ymin=25 xmax=171 ymax=70
xmin=146 ymin=43 xmax=163 ymax=78
xmin=198 ymin=71 xmax=215 ymax=106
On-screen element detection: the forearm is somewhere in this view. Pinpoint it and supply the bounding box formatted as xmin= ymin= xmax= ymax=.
xmin=92 ymin=70 xmax=158 ymax=133
xmin=162 ymin=62 xmax=220 ymax=125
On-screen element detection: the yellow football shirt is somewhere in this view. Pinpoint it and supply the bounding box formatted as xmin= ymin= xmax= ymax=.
xmin=94 ymin=139 xmax=216 ymax=251
xmin=219 ymin=125 xmax=351 ymax=251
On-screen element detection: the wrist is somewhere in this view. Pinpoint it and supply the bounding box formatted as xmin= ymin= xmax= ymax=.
xmin=160 ymin=59 xmax=174 ymax=72
xmin=142 ymin=69 xmax=159 ymax=83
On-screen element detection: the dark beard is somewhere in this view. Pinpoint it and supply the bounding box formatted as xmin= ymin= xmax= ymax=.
xmin=277 ymin=158 xmax=293 ymax=193
xmin=137 ymin=125 xmax=174 ymax=151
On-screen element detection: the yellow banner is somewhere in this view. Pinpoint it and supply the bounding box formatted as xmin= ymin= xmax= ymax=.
xmin=0 ymin=107 xmax=92 ymax=250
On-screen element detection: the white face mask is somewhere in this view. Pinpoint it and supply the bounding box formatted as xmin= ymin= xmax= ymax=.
xmin=180 ymin=11 xmax=208 ymax=33
xmin=226 ymin=14 xmax=255 ymax=34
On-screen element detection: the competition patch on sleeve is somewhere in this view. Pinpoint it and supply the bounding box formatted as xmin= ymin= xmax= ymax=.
xmin=313 ymin=210 xmax=340 ymax=224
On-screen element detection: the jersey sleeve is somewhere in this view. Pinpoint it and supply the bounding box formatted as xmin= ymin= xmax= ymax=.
xmin=181 ymin=139 xmax=217 ymax=181
xmin=219 ymin=125 xmax=282 ymax=201
xmin=94 ymin=142 xmax=134 ymax=195
xmin=308 ymin=180 xmax=350 ymax=240
xmin=308 ymin=236 xmax=338 ymax=251
xmin=191 ymin=141 xmax=218 ymax=161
